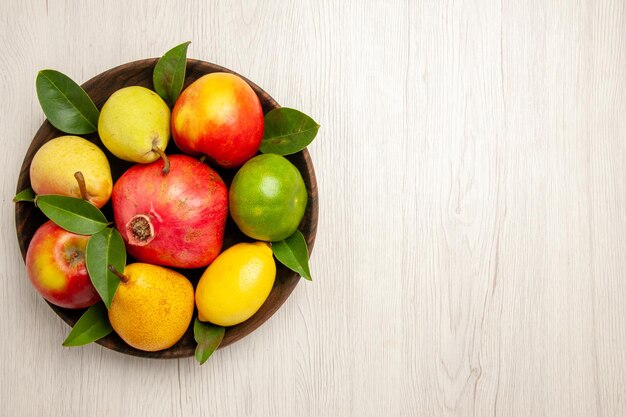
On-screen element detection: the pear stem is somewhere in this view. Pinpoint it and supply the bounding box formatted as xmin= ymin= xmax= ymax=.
xmin=108 ymin=265 xmax=129 ymax=283
xmin=74 ymin=171 xmax=89 ymax=201
xmin=152 ymin=146 xmax=170 ymax=174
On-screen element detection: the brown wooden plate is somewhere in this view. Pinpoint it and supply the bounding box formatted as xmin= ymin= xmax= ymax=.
xmin=15 ymin=58 xmax=318 ymax=359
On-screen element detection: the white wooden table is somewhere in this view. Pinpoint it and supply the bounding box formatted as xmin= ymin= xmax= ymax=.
xmin=1 ymin=1 xmax=625 ymax=416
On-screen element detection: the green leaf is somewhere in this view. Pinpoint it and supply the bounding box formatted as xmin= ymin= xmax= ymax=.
xmin=194 ymin=318 xmax=225 ymax=365
xmin=62 ymin=302 xmax=113 ymax=347
xmin=272 ymin=230 xmax=312 ymax=280
xmin=153 ymin=41 xmax=191 ymax=106
xmin=36 ymin=69 xmax=99 ymax=134
xmin=13 ymin=188 xmax=35 ymax=203
xmin=86 ymin=228 xmax=126 ymax=309
xmin=260 ymin=108 xmax=320 ymax=155
xmin=35 ymin=195 xmax=108 ymax=235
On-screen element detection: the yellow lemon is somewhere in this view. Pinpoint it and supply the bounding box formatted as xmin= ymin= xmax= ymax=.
xmin=108 ymin=263 xmax=194 ymax=352
xmin=195 ymin=242 xmax=276 ymax=326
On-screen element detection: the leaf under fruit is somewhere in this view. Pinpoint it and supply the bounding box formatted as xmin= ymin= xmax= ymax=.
xmin=194 ymin=318 xmax=225 ymax=365
xmin=86 ymin=227 xmax=126 ymax=309
xmin=13 ymin=188 xmax=35 ymax=203
xmin=153 ymin=41 xmax=191 ymax=106
xmin=35 ymin=195 xmax=108 ymax=235
xmin=272 ymin=230 xmax=312 ymax=280
xmin=260 ymin=108 xmax=320 ymax=155
xmin=62 ymin=302 xmax=113 ymax=347
xmin=36 ymin=69 xmax=99 ymax=134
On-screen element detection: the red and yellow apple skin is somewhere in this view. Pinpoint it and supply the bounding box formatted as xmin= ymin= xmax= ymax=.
xmin=171 ymin=72 xmax=264 ymax=168
xmin=25 ymin=221 xmax=100 ymax=309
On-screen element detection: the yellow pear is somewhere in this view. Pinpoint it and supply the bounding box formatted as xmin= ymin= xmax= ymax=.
xmin=108 ymin=263 xmax=194 ymax=352
xmin=30 ymin=136 xmax=112 ymax=208
xmin=98 ymin=86 xmax=171 ymax=172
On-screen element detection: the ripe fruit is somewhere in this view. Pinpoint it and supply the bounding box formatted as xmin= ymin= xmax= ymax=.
xmin=108 ymin=263 xmax=194 ymax=352
xmin=98 ymin=86 xmax=171 ymax=169
xmin=25 ymin=221 xmax=100 ymax=309
xmin=171 ymin=72 xmax=264 ymax=168
xmin=230 ymin=154 xmax=308 ymax=241
xmin=30 ymin=136 xmax=113 ymax=208
xmin=195 ymin=242 xmax=276 ymax=326
xmin=112 ymin=154 xmax=228 ymax=268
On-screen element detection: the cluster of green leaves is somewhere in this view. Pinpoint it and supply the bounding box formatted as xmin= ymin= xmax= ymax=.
xmin=19 ymin=41 xmax=320 ymax=364
xmin=29 ymin=63 xmax=130 ymax=347
xmin=260 ymin=109 xmax=319 ymax=282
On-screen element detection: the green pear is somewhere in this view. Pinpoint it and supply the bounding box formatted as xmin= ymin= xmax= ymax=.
xmin=98 ymin=86 xmax=171 ymax=172
xmin=30 ymin=136 xmax=112 ymax=207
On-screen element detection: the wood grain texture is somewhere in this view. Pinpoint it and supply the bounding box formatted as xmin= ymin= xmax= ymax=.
xmin=1 ymin=0 xmax=625 ymax=416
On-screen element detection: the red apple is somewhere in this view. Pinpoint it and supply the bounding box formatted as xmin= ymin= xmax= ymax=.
xmin=112 ymin=154 xmax=228 ymax=268
xmin=26 ymin=221 xmax=100 ymax=309
xmin=171 ymin=72 xmax=264 ymax=168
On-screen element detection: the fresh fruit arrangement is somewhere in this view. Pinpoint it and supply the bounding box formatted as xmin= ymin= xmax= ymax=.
xmin=14 ymin=43 xmax=319 ymax=363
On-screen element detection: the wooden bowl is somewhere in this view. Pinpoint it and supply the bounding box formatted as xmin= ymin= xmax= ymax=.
xmin=15 ymin=59 xmax=318 ymax=359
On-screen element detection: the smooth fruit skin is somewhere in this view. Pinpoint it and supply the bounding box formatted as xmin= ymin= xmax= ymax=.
xmin=30 ymin=136 xmax=113 ymax=208
xmin=171 ymin=72 xmax=264 ymax=168
xmin=195 ymin=242 xmax=276 ymax=326
xmin=229 ymin=154 xmax=308 ymax=241
xmin=108 ymin=263 xmax=194 ymax=352
xmin=25 ymin=221 xmax=100 ymax=309
xmin=98 ymin=86 xmax=170 ymax=163
xmin=112 ymin=154 xmax=228 ymax=268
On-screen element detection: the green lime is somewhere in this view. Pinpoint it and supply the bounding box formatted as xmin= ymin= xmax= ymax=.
xmin=230 ymin=154 xmax=308 ymax=241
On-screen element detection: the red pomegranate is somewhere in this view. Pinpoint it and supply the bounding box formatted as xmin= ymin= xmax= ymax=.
xmin=112 ymin=154 xmax=228 ymax=268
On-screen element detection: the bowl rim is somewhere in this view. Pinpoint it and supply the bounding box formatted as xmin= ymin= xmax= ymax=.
xmin=15 ymin=57 xmax=318 ymax=359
